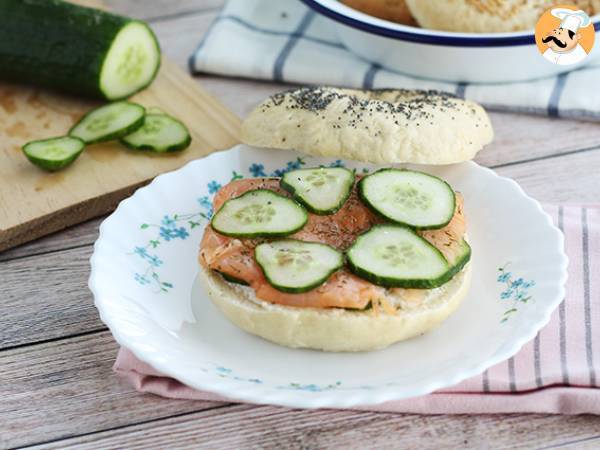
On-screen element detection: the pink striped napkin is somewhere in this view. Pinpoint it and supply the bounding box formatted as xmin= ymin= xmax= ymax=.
xmin=114 ymin=205 xmax=600 ymax=414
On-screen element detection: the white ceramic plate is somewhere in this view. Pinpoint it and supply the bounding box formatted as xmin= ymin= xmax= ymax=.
xmin=90 ymin=145 xmax=567 ymax=408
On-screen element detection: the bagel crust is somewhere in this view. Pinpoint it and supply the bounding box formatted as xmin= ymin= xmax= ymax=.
xmin=241 ymin=87 xmax=493 ymax=165
xmin=405 ymin=0 xmax=600 ymax=32
xmin=197 ymin=262 xmax=472 ymax=352
xmin=342 ymin=0 xmax=417 ymax=26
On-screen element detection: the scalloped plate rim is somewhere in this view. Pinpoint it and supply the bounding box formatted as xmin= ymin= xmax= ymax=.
xmin=89 ymin=144 xmax=568 ymax=408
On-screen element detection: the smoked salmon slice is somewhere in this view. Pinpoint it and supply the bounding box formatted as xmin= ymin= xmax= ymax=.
xmin=200 ymin=177 xmax=466 ymax=310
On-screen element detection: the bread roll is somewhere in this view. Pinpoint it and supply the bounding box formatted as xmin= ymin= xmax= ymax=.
xmin=405 ymin=0 xmax=600 ymax=32
xmin=241 ymin=87 xmax=493 ymax=165
xmin=198 ymin=261 xmax=471 ymax=352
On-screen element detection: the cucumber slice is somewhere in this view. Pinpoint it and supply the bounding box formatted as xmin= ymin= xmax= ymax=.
xmin=120 ymin=113 xmax=191 ymax=152
xmin=346 ymin=224 xmax=451 ymax=289
xmin=359 ymin=169 xmax=456 ymax=230
xmin=255 ymin=240 xmax=344 ymax=293
xmin=22 ymin=136 xmax=85 ymax=171
xmin=69 ymin=101 xmax=145 ymax=144
xmin=211 ymin=189 xmax=308 ymax=238
xmin=280 ymin=167 xmax=354 ymax=215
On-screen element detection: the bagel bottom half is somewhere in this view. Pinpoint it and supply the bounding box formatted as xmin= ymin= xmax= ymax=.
xmin=198 ymin=262 xmax=472 ymax=352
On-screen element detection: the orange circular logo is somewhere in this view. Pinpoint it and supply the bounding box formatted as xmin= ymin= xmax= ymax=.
xmin=535 ymin=5 xmax=595 ymax=66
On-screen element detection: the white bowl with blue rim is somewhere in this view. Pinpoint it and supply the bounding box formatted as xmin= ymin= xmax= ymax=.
xmin=300 ymin=0 xmax=600 ymax=83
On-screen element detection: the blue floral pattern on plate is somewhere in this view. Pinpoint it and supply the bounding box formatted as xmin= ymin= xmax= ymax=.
xmin=497 ymin=264 xmax=535 ymax=322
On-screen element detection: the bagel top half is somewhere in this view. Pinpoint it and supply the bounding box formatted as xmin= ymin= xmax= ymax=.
xmin=241 ymin=86 xmax=493 ymax=165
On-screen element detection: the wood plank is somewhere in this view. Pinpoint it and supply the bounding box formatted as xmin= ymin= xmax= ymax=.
xmin=495 ymin=147 xmax=600 ymax=203
xmin=105 ymin=0 xmax=224 ymax=22
xmin=0 ymin=216 xmax=102 ymax=263
xmin=25 ymin=403 xmax=600 ymax=450
xmin=0 ymin=331 xmax=227 ymax=449
xmin=479 ymin=113 xmax=600 ymax=168
xmin=0 ymin=245 xmax=104 ymax=349
xmin=544 ymin=436 xmax=600 ymax=450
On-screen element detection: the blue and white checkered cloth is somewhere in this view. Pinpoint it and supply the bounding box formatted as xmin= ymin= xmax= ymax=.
xmin=190 ymin=0 xmax=600 ymax=121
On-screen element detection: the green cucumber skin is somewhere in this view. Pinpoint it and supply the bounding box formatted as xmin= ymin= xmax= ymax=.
xmin=347 ymin=257 xmax=466 ymax=289
xmin=119 ymin=115 xmax=192 ymax=153
xmin=279 ymin=167 xmax=355 ymax=215
xmin=215 ymin=270 xmax=249 ymax=286
xmin=69 ymin=102 xmax=146 ymax=145
xmin=347 ymin=258 xmax=444 ymax=289
xmin=22 ymin=137 xmax=85 ymax=172
xmin=357 ymin=168 xmax=456 ymax=231
xmin=0 ymin=0 xmax=160 ymax=100
xmin=254 ymin=239 xmax=343 ymax=294
xmin=258 ymin=267 xmax=339 ymax=294
xmin=344 ymin=301 xmax=372 ymax=312
xmin=347 ymin=226 xmax=471 ymax=289
xmin=120 ymin=133 xmax=192 ymax=153
xmin=211 ymin=190 xmax=308 ymax=239
xmin=443 ymin=239 xmax=472 ymax=281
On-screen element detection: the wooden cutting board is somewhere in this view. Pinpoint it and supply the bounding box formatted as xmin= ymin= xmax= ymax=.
xmin=0 ymin=2 xmax=240 ymax=252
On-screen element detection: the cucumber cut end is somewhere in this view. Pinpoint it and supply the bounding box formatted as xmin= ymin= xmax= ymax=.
xmin=22 ymin=136 xmax=85 ymax=171
xmin=100 ymin=21 xmax=161 ymax=100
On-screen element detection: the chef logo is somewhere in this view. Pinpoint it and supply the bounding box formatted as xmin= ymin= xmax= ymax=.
xmin=535 ymin=5 xmax=594 ymax=66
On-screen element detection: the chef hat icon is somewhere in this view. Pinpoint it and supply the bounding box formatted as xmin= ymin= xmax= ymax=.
xmin=551 ymin=8 xmax=592 ymax=33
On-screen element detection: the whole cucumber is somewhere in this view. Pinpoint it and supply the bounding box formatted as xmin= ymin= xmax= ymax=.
xmin=0 ymin=0 xmax=161 ymax=100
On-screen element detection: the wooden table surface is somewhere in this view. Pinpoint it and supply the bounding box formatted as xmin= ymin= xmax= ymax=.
xmin=2 ymin=1 xmax=600 ymax=448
